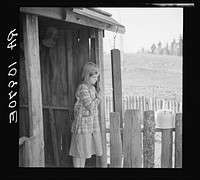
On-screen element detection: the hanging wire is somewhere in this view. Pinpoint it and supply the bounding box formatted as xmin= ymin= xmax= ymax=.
xmin=113 ymin=27 xmax=119 ymax=49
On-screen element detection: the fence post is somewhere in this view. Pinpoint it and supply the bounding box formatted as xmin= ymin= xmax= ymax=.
xmin=161 ymin=129 xmax=173 ymax=168
xmin=110 ymin=112 xmax=122 ymax=167
xmin=175 ymin=113 xmax=182 ymax=168
xmin=123 ymin=109 xmax=142 ymax=167
xmin=143 ymin=110 xmax=155 ymax=168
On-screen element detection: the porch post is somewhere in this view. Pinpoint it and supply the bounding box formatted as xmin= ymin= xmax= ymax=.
xmin=23 ymin=13 xmax=45 ymax=167
xmin=95 ymin=29 xmax=107 ymax=167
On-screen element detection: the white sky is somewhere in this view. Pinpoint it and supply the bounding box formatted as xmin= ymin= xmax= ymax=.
xmin=100 ymin=8 xmax=183 ymax=53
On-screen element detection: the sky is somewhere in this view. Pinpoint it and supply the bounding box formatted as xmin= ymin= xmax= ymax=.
xmin=100 ymin=8 xmax=183 ymax=53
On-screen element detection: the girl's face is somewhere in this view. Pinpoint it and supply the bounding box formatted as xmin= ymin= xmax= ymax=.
xmin=89 ymin=74 xmax=99 ymax=85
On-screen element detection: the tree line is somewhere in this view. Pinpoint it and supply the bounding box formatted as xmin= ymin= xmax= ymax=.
xmin=139 ymin=35 xmax=183 ymax=56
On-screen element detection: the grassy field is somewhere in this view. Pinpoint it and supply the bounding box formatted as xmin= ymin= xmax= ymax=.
xmin=103 ymin=52 xmax=182 ymax=100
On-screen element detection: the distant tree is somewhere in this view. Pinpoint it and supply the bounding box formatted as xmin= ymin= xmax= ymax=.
xmin=178 ymin=35 xmax=183 ymax=56
xmin=151 ymin=43 xmax=156 ymax=54
xmin=162 ymin=42 xmax=169 ymax=55
xmin=166 ymin=43 xmax=169 ymax=55
xmin=157 ymin=41 xmax=162 ymax=55
xmin=170 ymin=39 xmax=178 ymax=55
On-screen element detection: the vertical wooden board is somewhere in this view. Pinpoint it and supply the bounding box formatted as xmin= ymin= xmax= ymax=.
xmin=66 ymin=30 xmax=76 ymax=107
xmin=161 ymin=129 xmax=173 ymax=168
xmin=72 ymin=30 xmax=80 ymax=90
xmin=19 ymin=144 xmax=25 ymax=167
xmin=110 ymin=112 xmax=122 ymax=167
xmin=54 ymin=110 xmax=72 ymax=167
xmin=43 ymin=109 xmax=54 ymax=165
xmin=175 ymin=113 xmax=182 ymax=168
xmin=57 ymin=31 xmax=68 ymax=107
xmin=94 ymin=29 xmax=107 ymax=167
xmin=39 ymin=44 xmax=51 ymax=105
xmin=49 ymin=109 xmax=60 ymax=166
xmin=131 ymin=109 xmax=142 ymax=167
xmin=129 ymin=96 xmax=131 ymax=109
xmin=47 ymin=45 xmax=59 ymax=105
xmin=74 ymin=28 xmax=90 ymax=87
xmin=90 ymin=37 xmax=96 ymax=63
xmin=19 ymin=51 xmax=29 ymax=137
xmin=23 ymin=14 xmax=45 ymax=166
xmin=111 ymin=49 xmax=123 ymax=128
xmin=142 ymin=97 xmax=145 ymax=110
xmin=19 ymin=54 xmax=28 ymax=105
xmin=123 ymin=110 xmax=132 ymax=167
xmin=155 ymin=98 xmax=157 ymax=111
xmin=143 ymin=110 xmax=155 ymax=168
xmin=24 ymin=136 xmax=38 ymax=167
xmin=19 ymin=108 xmax=29 ymax=137
xmin=123 ymin=109 xmax=142 ymax=168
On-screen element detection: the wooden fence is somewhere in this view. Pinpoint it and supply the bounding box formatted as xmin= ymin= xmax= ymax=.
xmin=105 ymin=96 xmax=182 ymax=124
xmin=105 ymin=96 xmax=182 ymax=168
xmin=108 ymin=110 xmax=182 ymax=168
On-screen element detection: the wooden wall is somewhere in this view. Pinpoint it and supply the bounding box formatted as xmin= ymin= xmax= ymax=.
xmin=19 ymin=16 xmax=102 ymax=167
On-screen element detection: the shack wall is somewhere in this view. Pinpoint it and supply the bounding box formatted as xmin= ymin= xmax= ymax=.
xmin=19 ymin=15 xmax=104 ymax=167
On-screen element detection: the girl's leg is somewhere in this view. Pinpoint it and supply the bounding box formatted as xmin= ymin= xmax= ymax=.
xmin=80 ymin=158 xmax=86 ymax=167
xmin=73 ymin=157 xmax=81 ymax=167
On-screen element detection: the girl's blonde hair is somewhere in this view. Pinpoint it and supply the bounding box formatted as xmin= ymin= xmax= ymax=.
xmin=82 ymin=62 xmax=100 ymax=83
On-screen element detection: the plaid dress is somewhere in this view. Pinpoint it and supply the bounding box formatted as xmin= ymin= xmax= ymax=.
xmin=71 ymin=83 xmax=101 ymax=134
xmin=69 ymin=83 xmax=103 ymax=158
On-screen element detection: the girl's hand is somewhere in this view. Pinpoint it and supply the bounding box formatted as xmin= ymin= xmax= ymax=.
xmin=96 ymin=89 xmax=103 ymax=99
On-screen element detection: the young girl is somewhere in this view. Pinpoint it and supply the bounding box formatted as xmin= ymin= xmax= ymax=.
xmin=69 ymin=62 xmax=103 ymax=167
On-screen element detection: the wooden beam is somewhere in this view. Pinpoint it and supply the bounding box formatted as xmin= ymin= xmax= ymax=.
xmin=111 ymin=49 xmax=123 ymax=128
xmin=65 ymin=9 xmax=125 ymax=34
xmin=73 ymin=8 xmax=124 ymax=29
xmin=20 ymin=7 xmax=125 ymax=34
xmin=95 ymin=29 xmax=107 ymax=167
xmin=20 ymin=7 xmax=65 ymax=20
xmin=23 ymin=14 xmax=45 ymax=167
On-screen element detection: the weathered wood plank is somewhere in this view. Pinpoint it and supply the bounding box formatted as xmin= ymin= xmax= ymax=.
xmin=175 ymin=113 xmax=182 ymax=168
xmin=161 ymin=129 xmax=173 ymax=168
xmin=23 ymin=14 xmax=45 ymax=166
xmin=143 ymin=110 xmax=155 ymax=168
xmin=42 ymin=109 xmax=54 ymax=165
xmin=110 ymin=112 xmax=122 ymax=167
xmin=19 ymin=136 xmax=38 ymax=167
xmin=49 ymin=109 xmax=60 ymax=166
xmin=123 ymin=109 xmax=142 ymax=168
xmin=87 ymin=29 xmax=106 ymax=167
xmin=19 ymin=52 xmax=30 ymax=137
xmin=56 ymin=31 xmax=68 ymax=107
xmin=20 ymin=7 xmax=65 ymax=20
xmin=66 ymin=30 xmax=76 ymax=107
xmin=95 ymin=29 xmax=107 ymax=167
xmin=65 ymin=9 xmax=125 ymax=34
xmin=111 ymin=49 xmax=123 ymax=128
xmin=79 ymin=28 xmax=90 ymax=77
